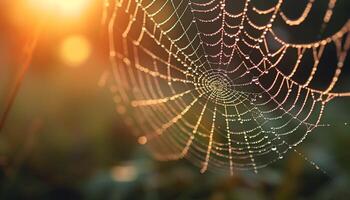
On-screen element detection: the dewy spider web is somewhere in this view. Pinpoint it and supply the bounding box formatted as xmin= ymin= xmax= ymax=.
xmin=105 ymin=0 xmax=350 ymax=174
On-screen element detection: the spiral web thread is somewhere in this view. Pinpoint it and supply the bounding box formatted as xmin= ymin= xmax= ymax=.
xmin=105 ymin=0 xmax=350 ymax=174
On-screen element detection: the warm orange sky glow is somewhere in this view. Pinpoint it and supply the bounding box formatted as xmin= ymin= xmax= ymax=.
xmin=26 ymin=0 xmax=93 ymax=18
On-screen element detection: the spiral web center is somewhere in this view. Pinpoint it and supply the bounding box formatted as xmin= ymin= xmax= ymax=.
xmin=105 ymin=0 xmax=350 ymax=174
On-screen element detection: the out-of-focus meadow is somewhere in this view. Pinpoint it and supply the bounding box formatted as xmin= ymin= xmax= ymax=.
xmin=0 ymin=0 xmax=350 ymax=200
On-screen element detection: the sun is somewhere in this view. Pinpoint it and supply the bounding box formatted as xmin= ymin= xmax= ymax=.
xmin=26 ymin=0 xmax=92 ymax=18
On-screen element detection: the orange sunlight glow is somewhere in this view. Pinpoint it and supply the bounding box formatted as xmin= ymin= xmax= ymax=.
xmin=26 ymin=0 xmax=92 ymax=18
xmin=59 ymin=35 xmax=92 ymax=67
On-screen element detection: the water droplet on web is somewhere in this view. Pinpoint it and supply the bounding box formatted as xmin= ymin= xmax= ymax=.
xmin=252 ymin=76 xmax=259 ymax=84
xmin=107 ymin=0 xmax=350 ymax=175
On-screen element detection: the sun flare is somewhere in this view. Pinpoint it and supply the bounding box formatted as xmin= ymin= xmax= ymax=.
xmin=26 ymin=0 xmax=92 ymax=18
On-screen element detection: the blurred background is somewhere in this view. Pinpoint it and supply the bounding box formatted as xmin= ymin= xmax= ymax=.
xmin=0 ymin=0 xmax=350 ymax=200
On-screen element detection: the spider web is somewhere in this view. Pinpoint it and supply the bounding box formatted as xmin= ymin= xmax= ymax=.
xmin=105 ymin=0 xmax=350 ymax=174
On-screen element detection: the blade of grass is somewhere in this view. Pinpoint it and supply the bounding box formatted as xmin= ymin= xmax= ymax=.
xmin=0 ymin=21 xmax=44 ymax=133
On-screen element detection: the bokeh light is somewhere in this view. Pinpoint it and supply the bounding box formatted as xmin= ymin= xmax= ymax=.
xmin=59 ymin=35 xmax=92 ymax=67
xmin=111 ymin=164 xmax=138 ymax=182
xmin=138 ymin=136 xmax=148 ymax=145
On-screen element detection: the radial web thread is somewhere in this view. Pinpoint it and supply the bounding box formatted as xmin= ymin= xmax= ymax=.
xmin=105 ymin=0 xmax=350 ymax=174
